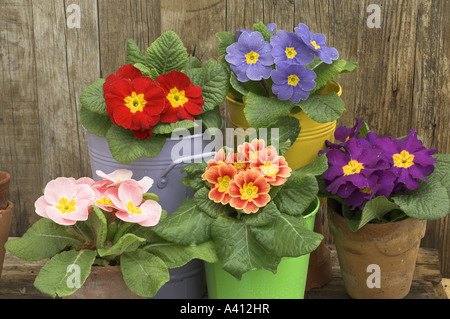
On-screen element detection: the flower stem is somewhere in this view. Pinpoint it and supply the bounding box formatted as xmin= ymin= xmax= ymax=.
xmin=261 ymin=79 xmax=271 ymax=97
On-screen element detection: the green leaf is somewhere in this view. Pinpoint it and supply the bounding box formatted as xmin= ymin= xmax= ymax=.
xmin=86 ymin=206 xmax=108 ymax=249
xmin=126 ymin=39 xmax=146 ymax=65
xmin=144 ymin=240 xmax=218 ymax=269
xmin=193 ymin=187 xmax=234 ymax=218
xmin=295 ymin=153 xmax=328 ymax=175
xmin=392 ymin=180 xmax=450 ymax=220
xmin=241 ymin=201 xmax=281 ymax=227
xmin=152 ymin=120 xmax=198 ymax=135
xmin=216 ymin=31 xmax=236 ymax=63
xmin=143 ymin=193 xmax=159 ymax=202
xmin=106 ymin=222 xmax=118 ymax=242
xmin=297 ymin=92 xmax=345 ymax=124
xmin=34 ymin=249 xmax=97 ymax=298
xmin=253 ymin=21 xmax=273 ymax=41
xmin=133 ymin=63 xmax=159 ymax=80
xmin=105 ymin=124 xmax=167 ymax=163
xmin=5 ymin=218 xmax=83 ymax=261
xmin=346 ymin=196 xmax=401 ymax=231
xmin=153 ymin=198 xmax=213 ymax=245
xmin=80 ymin=78 xmax=107 ymax=115
xmin=429 ymin=154 xmax=450 ymax=198
xmin=250 ymin=213 xmax=323 ymax=257
xmin=265 ymin=116 xmax=300 ymax=156
xmin=184 ymin=56 xmax=202 ymax=70
xmin=145 ymin=30 xmax=188 ymax=75
xmin=80 ymin=105 xmax=112 ymax=138
xmin=186 ymin=60 xmax=230 ymax=112
xmin=211 ymin=215 xmax=281 ymax=280
xmin=311 ymin=59 xmax=358 ymax=95
xmin=121 ymin=249 xmax=169 ymax=297
xmin=195 ymin=107 xmax=223 ymax=130
xmin=97 ymin=233 xmax=146 ymax=258
xmin=273 ymin=171 xmax=318 ymax=216
xmin=244 ymin=93 xmax=296 ymax=128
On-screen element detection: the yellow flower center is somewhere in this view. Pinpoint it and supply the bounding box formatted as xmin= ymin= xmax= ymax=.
xmin=287 ymin=74 xmax=300 ymax=87
xmin=285 ymin=47 xmax=297 ymax=59
xmin=245 ymin=50 xmax=260 ymax=64
xmin=393 ymin=150 xmax=415 ymax=168
xmin=360 ymin=188 xmax=372 ymax=194
xmin=124 ymin=91 xmax=147 ymax=113
xmin=126 ymin=201 xmax=143 ymax=215
xmin=342 ymin=160 xmax=364 ymax=176
xmin=167 ymin=87 xmax=189 ymax=108
xmin=55 ymin=197 xmax=77 ymax=214
xmin=310 ymin=40 xmax=321 ymax=50
xmin=96 ymin=196 xmax=113 ymax=206
xmin=240 ymin=182 xmax=259 ymax=201
xmin=216 ymin=176 xmax=231 ymax=194
xmin=259 ymin=161 xmax=279 ymax=179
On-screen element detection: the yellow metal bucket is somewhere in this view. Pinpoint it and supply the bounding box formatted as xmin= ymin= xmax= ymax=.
xmin=227 ymin=81 xmax=342 ymax=170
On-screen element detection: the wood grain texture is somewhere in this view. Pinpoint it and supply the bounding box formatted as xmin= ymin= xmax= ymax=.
xmin=0 ymin=0 xmax=449 ymax=276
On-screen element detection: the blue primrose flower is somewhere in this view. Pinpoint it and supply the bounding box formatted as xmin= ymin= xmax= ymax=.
xmin=235 ymin=23 xmax=276 ymax=41
xmin=225 ymin=31 xmax=274 ymax=82
xmin=271 ymin=62 xmax=317 ymax=103
xmin=270 ymin=30 xmax=315 ymax=66
xmin=294 ymin=23 xmax=339 ymax=64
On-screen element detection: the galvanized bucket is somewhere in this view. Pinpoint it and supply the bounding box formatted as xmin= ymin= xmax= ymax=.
xmin=85 ymin=130 xmax=215 ymax=299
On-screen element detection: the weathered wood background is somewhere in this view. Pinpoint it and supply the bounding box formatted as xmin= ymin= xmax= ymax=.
xmin=1 ymin=0 xmax=449 ymax=276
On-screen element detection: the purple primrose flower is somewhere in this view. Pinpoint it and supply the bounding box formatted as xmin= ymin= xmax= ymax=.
xmin=270 ymin=30 xmax=315 ymax=66
xmin=295 ymin=23 xmax=338 ymax=64
xmin=375 ymin=130 xmax=437 ymax=190
xmin=235 ymin=23 xmax=276 ymax=41
xmin=271 ymin=62 xmax=316 ymax=103
xmin=225 ymin=31 xmax=274 ymax=82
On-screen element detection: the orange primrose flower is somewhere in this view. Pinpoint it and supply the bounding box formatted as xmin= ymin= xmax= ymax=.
xmin=202 ymin=163 xmax=237 ymax=205
xmin=251 ymin=147 xmax=291 ymax=186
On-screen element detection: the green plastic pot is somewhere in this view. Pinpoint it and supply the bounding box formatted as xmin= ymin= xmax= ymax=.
xmin=205 ymin=197 xmax=320 ymax=299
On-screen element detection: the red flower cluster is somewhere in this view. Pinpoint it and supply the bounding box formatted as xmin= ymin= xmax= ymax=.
xmin=103 ymin=65 xmax=204 ymax=139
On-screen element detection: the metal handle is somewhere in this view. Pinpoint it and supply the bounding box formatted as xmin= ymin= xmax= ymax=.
xmin=157 ymin=151 xmax=216 ymax=189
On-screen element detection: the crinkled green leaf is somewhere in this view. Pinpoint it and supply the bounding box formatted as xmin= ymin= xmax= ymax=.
xmin=80 ymin=105 xmax=112 ymax=137
xmin=34 ymin=249 xmax=97 ymax=298
xmin=133 ymin=63 xmax=159 ymax=80
xmin=145 ymin=30 xmax=188 ymax=75
xmin=195 ymin=107 xmax=223 ymax=130
xmin=152 ymin=120 xmax=198 ymax=135
xmin=144 ymin=240 xmax=218 ymax=269
xmin=429 ymin=154 xmax=450 ymax=198
xmin=211 ymin=215 xmax=281 ymax=280
xmin=392 ymin=180 xmax=450 ymax=220
xmin=105 ymin=124 xmax=167 ymax=164
xmin=295 ymin=153 xmax=328 ymax=175
xmin=126 ymin=39 xmax=146 ymax=65
xmin=80 ymin=78 xmax=107 ymax=115
xmin=121 ymin=249 xmax=169 ymax=297
xmin=273 ymin=171 xmax=318 ymax=216
xmin=193 ymin=187 xmax=234 ymax=218
xmin=216 ymin=31 xmax=236 ymax=63
xmin=153 ymin=198 xmax=213 ymax=245
xmin=241 ymin=201 xmax=281 ymax=227
xmin=184 ymin=56 xmax=202 ymax=70
xmin=297 ymin=92 xmax=345 ymax=124
xmin=250 ymin=213 xmax=323 ymax=257
xmin=97 ymin=233 xmax=146 ymax=258
xmin=186 ymin=60 xmax=229 ymax=112
xmin=253 ymin=21 xmax=273 ymax=42
xmin=345 ymin=196 xmax=401 ymax=232
xmin=244 ymin=93 xmax=296 ymax=128
xmin=5 ymin=218 xmax=83 ymax=261
xmin=86 ymin=206 xmax=108 ymax=249
xmin=311 ymin=59 xmax=357 ymax=95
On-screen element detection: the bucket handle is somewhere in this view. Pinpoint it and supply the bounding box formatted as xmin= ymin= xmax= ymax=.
xmin=157 ymin=151 xmax=216 ymax=189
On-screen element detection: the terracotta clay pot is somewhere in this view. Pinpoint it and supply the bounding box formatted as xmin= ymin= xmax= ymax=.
xmin=63 ymin=266 xmax=143 ymax=299
xmin=328 ymin=208 xmax=426 ymax=299
xmin=0 ymin=172 xmax=12 ymax=279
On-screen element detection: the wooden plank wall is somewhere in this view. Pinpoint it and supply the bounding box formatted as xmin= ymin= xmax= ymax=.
xmin=1 ymin=0 xmax=449 ymax=276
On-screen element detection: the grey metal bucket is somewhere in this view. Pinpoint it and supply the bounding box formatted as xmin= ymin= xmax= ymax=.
xmin=85 ymin=130 xmax=214 ymax=299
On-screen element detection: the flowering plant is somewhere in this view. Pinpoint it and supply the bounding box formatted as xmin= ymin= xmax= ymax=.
xmin=5 ymin=169 xmax=216 ymax=298
xmin=319 ymin=119 xmax=450 ymax=231
xmin=217 ymin=22 xmax=357 ymax=151
xmin=80 ymin=31 xmax=229 ymax=164
xmin=151 ymin=139 xmax=326 ymax=279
